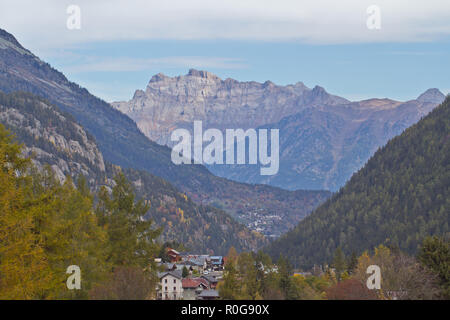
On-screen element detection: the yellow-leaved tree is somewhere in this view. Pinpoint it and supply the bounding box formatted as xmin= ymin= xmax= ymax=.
xmin=0 ymin=124 xmax=109 ymax=299
xmin=0 ymin=124 xmax=51 ymax=299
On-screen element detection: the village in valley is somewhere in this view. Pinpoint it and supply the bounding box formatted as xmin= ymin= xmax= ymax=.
xmin=156 ymin=248 xmax=224 ymax=300
xmin=155 ymin=247 xmax=335 ymax=301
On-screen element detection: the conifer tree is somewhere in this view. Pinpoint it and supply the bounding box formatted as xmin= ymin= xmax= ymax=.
xmin=0 ymin=125 xmax=51 ymax=299
xmin=332 ymin=248 xmax=347 ymax=281
xmin=95 ymin=172 xmax=161 ymax=268
xmin=418 ymin=236 xmax=450 ymax=298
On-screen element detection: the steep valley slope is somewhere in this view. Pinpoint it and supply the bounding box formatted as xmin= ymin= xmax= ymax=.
xmin=0 ymin=28 xmax=330 ymax=237
xmin=0 ymin=90 xmax=265 ymax=255
xmin=265 ymin=96 xmax=450 ymax=268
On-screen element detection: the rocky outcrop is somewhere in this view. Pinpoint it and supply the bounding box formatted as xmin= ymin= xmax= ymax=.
xmin=0 ymin=92 xmax=105 ymax=185
xmin=112 ymin=69 xmax=348 ymax=145
xmin=417 ymin=88 xmax=446 ymax=104
xmin=113 ymin=70 xmax=445 ymax=191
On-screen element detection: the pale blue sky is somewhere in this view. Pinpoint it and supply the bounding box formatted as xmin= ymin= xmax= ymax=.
xmin=1 ymin=0 xmax=449 ymax=102
xmin=44 ymin=40 xmax=450 ymax=102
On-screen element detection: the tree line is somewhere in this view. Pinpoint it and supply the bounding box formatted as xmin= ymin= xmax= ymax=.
xmin=0 ymin=124 xmax=161 ymax=299
xmin=219 ymin=237 xmax=449 ymax=300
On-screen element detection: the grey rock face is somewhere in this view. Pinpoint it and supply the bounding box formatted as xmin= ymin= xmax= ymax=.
xmin=113 ymin=70 xmax=445 ymax=191
xmin=417 ymin=88 xmax=446 ymax=104
xmin=0 ymin=96 xmax=106 ymax=185
xmin=112 ymin=69 xmax=348 ymax=146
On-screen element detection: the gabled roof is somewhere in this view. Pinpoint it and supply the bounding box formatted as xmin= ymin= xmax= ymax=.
xmin=185 ymin=257 xmax=206 ymax=266
xmin=192 ymin=277 xmax=210 ymax=288
xmin=158 ymin=270 xmax=182 ymax=279
xmin=167 ymin=248 xmax=180 ymax=255
xmin=182 ymin=278 xmax=203 ymax=289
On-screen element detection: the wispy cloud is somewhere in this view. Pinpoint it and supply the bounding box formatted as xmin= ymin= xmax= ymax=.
xmin=63 ymin=56 xmax=247 ymax=73
xmin=1 ymin=0 xmax=450 ymax=49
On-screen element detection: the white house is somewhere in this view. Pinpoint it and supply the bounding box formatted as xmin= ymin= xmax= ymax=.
xmin=157 ymin=271 xmax=183 ymax=300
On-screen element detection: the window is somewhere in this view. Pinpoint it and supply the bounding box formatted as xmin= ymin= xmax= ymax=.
xmin=173 ymin=287 xmax=176 ymax=291
xmin=164 ymin=279 xmax=167 ymax=283
xmin=174 ymin=279 xmax=176 ymax=284
xmin=165 ymin=286 xmax=168 ymax=291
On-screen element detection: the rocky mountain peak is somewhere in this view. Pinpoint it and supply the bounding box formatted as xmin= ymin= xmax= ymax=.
xmin=0 ymin=28 xmax=32 ymax=55
xmin=263 ymin=80 xmax=275 ymax=88
xmin=113 ymin=70 xmax=354 ymax=145
xmin=187 ymin=68 xmax=220 ymax=80
xmin=132 ymin=89 xmax=146 ymax=99
xmin=0 ymin=28 xmax=21 ymax=47
xmin=149 ymin=72 xmax=169 ymax=83
xmin=304 ymin=85 xmax=349 ymax=106
xmin=417 ymin=88 xmax=445 ymax=104
xmin=311 ymin=85 xmax=327 ymax=96
xmin=294 ymin=81 xmax=307 ymax=89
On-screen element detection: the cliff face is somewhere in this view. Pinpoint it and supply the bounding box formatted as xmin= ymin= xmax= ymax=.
xmin=0 ymin=92 xmax=106 ymax=186
xmin=113 ymin=71 xmax=445 ymax=191
xmin=112 ymin=69 xmax=348 ymax=145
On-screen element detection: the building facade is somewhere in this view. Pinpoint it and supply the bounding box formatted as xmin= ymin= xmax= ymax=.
xmin=157 ymin=271 xmax=183 ymax=300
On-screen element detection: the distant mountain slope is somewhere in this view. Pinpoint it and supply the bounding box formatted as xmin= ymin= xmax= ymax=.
xmin=212 ymin=93 xmax=444 ymax=191
xmin=0 ymin=28 xmax=330 ymax=237
xmin=265 ymin=96 xmax=450 ymax=268
xmin=0 ymin=29 xmax=175 ymax=180
xmin=122 ymin=166 xmax=266 ymax=254
xmin=0 ymin=90 xmax=265 ymax=255
xmin=113 ymin=70 xmax=444 ymax=191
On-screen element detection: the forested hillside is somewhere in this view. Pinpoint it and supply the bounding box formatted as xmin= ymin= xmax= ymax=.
xmin=0 ymin=91 xmax=265 ymax=255
xmin=122 ymin=167 xmax=265 ymax=254
xmin=266 ymin=96 xmax=450 ymax=268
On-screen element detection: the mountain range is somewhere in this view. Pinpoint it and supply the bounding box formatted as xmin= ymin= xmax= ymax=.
xmin=112 ymin=70 xmax=445 ymax=191
xmin=2 ymin=26 xmax=446 ymax=260
xmin=0 ymin=28 xmax=330 ymax=239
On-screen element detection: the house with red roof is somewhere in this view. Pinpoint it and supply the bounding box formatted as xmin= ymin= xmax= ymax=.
xmin=182 ymin=278 xmax=208 ymax=300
